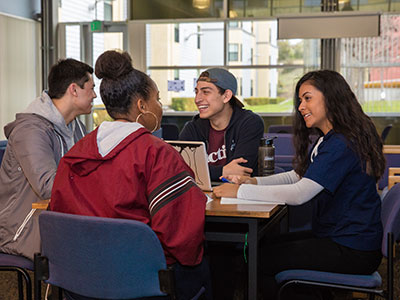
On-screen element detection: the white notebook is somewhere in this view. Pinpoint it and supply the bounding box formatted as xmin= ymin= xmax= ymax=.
xmin=221 ymin=197 xmax=284 ymax=205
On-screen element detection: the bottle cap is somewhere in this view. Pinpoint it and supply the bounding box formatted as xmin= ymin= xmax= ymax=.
xmin=266 ymin=136 xmax=277 ymax=146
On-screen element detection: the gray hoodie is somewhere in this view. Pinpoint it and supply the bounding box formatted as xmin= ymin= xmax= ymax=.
xmin=0 ymin=91 xmax=86 ymax=259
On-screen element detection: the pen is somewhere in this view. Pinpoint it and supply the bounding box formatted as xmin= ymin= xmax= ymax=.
xmin=221 ymin=177 xmax=233 ymax=183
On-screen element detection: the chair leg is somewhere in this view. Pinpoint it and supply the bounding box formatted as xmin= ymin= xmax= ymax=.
xmin=368 ymin=294 xmax=375 ymax=300
xmin=16 ymin=268 xmax=32 ymax=300
xmin=34 ymin=273 xmax=41 ymax=300
xmin=277 ymin=281 xmax=293 ymax=300
xmin=18 ymin=271 xmax=24 ymax=300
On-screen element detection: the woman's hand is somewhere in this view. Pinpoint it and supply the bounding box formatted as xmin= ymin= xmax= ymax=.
xmin=221 ymin=175 xmax=257 ymax=185
xmin=213 ymin=183 xmax=240 ymax=198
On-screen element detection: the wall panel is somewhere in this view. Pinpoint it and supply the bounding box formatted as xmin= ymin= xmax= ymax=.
xmin=0 ymin=13 xmax=41 ymax=139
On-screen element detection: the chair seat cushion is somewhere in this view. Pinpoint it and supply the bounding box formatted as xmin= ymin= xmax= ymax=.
xmin=275 ymin=269 xmax=382 ymax=288
xmin=0 ymin=252 xmax=33 ymax=270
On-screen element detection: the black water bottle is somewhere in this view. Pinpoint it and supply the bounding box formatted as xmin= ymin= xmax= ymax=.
xmin=258 ymin=137 xmax=276 ymax=176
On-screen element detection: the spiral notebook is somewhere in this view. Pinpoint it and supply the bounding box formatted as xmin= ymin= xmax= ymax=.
xmin=166 ymin=140 xmax=213 ymax=192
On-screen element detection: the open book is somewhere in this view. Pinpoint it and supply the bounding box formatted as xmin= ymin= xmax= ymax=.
xmin=221 ymin=197 xmax=285 ymax=205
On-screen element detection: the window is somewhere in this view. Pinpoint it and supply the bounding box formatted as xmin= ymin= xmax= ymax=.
xmin=145 ymin=20 xmax=320 ymax=113
xmin=340 ymin=14 xmax=400 ymax=113
xmin=197 ymin=25 xmax=201 ymax=49
xmin=174 ymin=69 xmax=180 ymax=80
xmin=229 ymin=43 xmax=239 ymax=61
xmin=174 ymin=24 xmax=179 ymax=43
xmin=229 ymin=21 xmax=239 ymax=28
xmin=104 ymin=2 xmax=112 ymax=21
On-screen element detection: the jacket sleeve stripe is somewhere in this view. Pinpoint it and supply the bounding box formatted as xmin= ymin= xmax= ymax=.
xmin=150 ymin=180 xmax=196 ymax=216
xmin=149 ymin=171 xmax=196 ymax=216
xmin=148 ymin=170 xmax=192 ymax=200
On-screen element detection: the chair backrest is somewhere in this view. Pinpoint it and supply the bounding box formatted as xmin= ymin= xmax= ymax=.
xmin=381 ymin=124 xmax=393 ymax=143
xmin=264 ymin=133 xmax=295 ymax=156
xmin=378 ymin=151 xmax=400 ymax=190
xmin=39 ymin=211 xmax=168 ymax=299
xmin=268 ymin=125 xmax=293 ymax=134
xmin=0 ymin=140 xmax=7 ymax=166
xmin=381 ymin=183 xmax=400 ymax=257
xmin=162 ymin=123 xmax=180 ymax=140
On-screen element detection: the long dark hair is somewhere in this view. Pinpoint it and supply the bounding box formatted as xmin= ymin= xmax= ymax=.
xmin=292 ymin=70 xmax=385 ymax=181
xmin=95 ymin=50 xmax=154 ymax=119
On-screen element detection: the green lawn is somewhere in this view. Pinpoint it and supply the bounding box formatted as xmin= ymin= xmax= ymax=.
xmin=244 ymin=99 xmax=400 ymax=113
xmin=244 ymin=99 xmax=294 ymax=113
xmin=361 ymin=100 xmax=400 ymax=113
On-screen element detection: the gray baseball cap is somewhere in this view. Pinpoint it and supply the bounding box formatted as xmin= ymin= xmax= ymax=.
xmin=197 ymin=68 xmax=244 ymax=108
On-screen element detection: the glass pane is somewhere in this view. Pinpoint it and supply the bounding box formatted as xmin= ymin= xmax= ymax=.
xmin=130 ymin=0 xmax=224 ymax=19
xmin=65 ymin=25 xmax=80 ymax=60
xmin=147 ymin=22 xmax=224 ymax=67
xmin=272 ymin=0 xmax=313 ymax=15
xmin=229 ymin=0 xmax=321 ymax=17
xmin=227 ymin=20 xmax=320 ymax=67
xmin=149 ymin=69 xmax=200 ymax=112
xmin=228 ymin=20 xmax=278 ymax=66
xmin=150 ymin=67 xmax=320 ymax=113
xmin=349 ymin=0 xmax=390 ymax=12
xmin=278 ymin=39 xmax=320 ymax=66
xmin=92 ymin=32 xmax=124 ymax=127
xmin=340 ymin=14 xmax=400 ymax=113
xmin=59 ymin=0 xmax=126 ymax=22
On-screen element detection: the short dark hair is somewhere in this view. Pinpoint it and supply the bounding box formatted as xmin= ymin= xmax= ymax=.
xmin=199 ymin=71 xmax=236 ymax=107
xmin=47 ymin=59 xmax=94 ymax=99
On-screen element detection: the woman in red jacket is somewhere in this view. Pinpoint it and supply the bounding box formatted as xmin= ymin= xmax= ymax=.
xmin=51 ymin=50 xmax=211 ymax=300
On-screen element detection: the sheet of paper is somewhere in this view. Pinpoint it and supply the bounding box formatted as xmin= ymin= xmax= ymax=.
xmin=220 ymin=197 xmax=284 ymax=205
xmin=206 ymin=194 xmax=213 ymax=204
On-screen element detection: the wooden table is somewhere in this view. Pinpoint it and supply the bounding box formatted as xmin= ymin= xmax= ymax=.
xmin=33 ymin=196 xmax=287 ymax=299
xmin=383 ymin=145 xmax=400 ymax=154
xmin=32 ymin=199 xmax=50 ymax=210
xmin=205 ymin=196 xmax=287 ymax=300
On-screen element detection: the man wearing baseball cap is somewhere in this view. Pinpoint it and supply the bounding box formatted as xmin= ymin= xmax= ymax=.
xmin=179 ymin=68 xmax=264 ymax=181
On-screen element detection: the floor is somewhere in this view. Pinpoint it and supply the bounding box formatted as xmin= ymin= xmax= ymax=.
xmin=0 ymin=249 xmax=399 ymax=300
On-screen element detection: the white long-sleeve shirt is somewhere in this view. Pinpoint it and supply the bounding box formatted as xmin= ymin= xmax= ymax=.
xmin=237 ymin=170 xmax=323 ymax=205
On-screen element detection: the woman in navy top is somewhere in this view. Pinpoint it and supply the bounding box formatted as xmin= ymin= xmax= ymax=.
xmin=214 ymin=70 xmax=385 ymax=299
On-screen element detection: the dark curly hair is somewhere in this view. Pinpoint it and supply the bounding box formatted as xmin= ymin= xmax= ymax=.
xmin=95 ymin=50 xmax=154 ymax=119
xmin=292 ymin=70 xmax=385 ymax=181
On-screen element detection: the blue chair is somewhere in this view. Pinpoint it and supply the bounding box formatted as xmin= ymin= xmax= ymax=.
xmin=378 ymin=150 xmax=400 ymax=190
xmin=264 ymin=133 xmax=295 ymax=172
xmin=0 ymin=252 xmax=33 ymax=300
xmin=162 ymin=123 xmax=180 ymax=140
xmin=275 ymin=182 xmax=400 ymax=300
xmin=0 ymin=140 xmax=7 ymax=166
xmin=34 ymin=211 xmax=181 ymax=300
xmin=381 ymin=124 xmax=393 ymax=144
xmin=268 ymin=125 xmax=293 ymax=134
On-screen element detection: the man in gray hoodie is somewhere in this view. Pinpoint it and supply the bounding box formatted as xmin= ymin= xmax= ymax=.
xmin=0 ymin=58 xmax=96 ymax=260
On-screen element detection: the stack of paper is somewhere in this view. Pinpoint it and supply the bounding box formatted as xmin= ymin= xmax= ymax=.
xmin=220 ymin=197 xmax=284 ymax=205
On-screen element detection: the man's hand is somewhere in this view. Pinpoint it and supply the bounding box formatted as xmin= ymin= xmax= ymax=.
xmin=222 ymin=158 xmax=253 ymax=177
xmin=213 ymin=183 xmax=240 ymax=198
xmin=220 ymin=175 xmax=257 ymax=185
